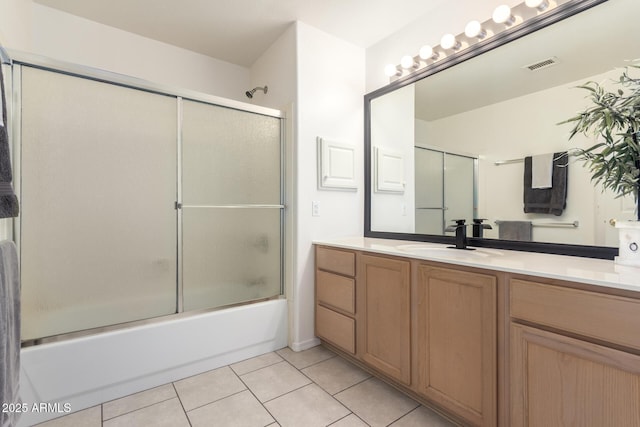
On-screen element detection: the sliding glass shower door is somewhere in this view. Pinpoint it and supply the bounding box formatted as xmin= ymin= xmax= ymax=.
xmin=17 ymin=65 xmax=284 ymax=342
xmin=181 ymin=100 xmax=283 ymax=311
xmin=20 ymin=66 xmax=178 ymax=340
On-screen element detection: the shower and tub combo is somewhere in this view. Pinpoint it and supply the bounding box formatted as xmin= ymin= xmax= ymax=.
xmin=1 ymin=51 xmax=289 ymax=426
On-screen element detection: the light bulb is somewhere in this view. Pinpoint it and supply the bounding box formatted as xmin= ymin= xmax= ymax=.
xmin=384 ymin=63 xmax=400 ymax=77
xmin=492 ymin=5 xmax=515 ymax=25
xmin=525 ymin=0 xmax=549 ymax=11
xmin=400 ymin=55 xmax=417 ymax=70
xmin=441 ymin=34 xmax=460 ymax=50
xmin=465 ymin=20 xmax=486 ymax=39
xmin=418 ymin=44 xmax=435 ymax=61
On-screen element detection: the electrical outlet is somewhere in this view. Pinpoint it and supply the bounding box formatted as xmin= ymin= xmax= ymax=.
xmin=312 ymin=201 xmax=320 ymax=216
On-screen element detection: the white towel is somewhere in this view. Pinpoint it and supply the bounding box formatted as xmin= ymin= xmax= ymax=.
xmin=0 ymin=240 xmax=21 ymax=427
xmin=531 ymin=153 xmax=554 ymax=189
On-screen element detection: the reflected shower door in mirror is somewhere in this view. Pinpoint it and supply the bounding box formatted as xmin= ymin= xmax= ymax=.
xmin=415 ymin=148 xmax=476 ymax=235
xmin=365 ymin=0 xmax=640 ymax=258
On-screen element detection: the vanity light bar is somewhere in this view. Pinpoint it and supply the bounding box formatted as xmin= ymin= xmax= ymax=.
xmin=384 ymin=0 xmax=566 ymax=81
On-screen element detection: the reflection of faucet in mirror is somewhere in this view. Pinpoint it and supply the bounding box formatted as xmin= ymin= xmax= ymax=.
xmin=445 ymin=219 xmax=471 ymax=250
xmin=472 ymin=218 xmax=492 ymax=238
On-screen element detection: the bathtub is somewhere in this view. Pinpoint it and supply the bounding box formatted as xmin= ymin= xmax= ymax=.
xmin=17 ymin=298 xmax=288 ymax=426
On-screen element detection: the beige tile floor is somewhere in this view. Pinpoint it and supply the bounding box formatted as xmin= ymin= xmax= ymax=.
xmin=35 ymin=346 xmax=457 ymax=427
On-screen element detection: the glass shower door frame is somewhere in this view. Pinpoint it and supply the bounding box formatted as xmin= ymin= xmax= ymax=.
xmin=415 ymin=146 xmax=478 ymax=234
xmin=176 ymin=97 xmax=286 ymax=314
xmin=10 ymin=53 xmax=286 ymax=344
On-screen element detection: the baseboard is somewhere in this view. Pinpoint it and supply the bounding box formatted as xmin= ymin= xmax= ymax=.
xmin=290 ymin=336 xmax=321 ymax=352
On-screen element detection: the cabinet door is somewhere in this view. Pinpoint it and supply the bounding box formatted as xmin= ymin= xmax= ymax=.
xmin=416 ymin=264 xmax=497 ymax=426
xmin=511 ymin=323 xmax=640 ymax=427
xmin=358 ymin=255 xmax=411 ymax=385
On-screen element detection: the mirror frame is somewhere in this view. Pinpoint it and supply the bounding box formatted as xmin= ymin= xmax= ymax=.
xmin=364 ymin=0 xmax=617 ymax=260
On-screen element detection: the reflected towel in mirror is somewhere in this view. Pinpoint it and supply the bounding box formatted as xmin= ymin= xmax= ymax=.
xmin=531 ymin=153 xmax=554 ymax=189
xmin=524 ymin=152 xmax=568 ymax=216
xmin=498 ymin=221 xmax=532 ymax=241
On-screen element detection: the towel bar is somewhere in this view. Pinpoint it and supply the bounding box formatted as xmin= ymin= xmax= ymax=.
xmin=494 ymin=158 xmax=524 ymax=166
xmin=495 ymin=220 xmax=579 ymax=228
xmin=494 ymin=152 xmax=574 ymax=166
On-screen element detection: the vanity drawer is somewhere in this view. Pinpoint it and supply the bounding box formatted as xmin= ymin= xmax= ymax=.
xmin=316 ymin=305 xmax=355 ymax=354
xmin=316 ymin=247 xmax=355 ymax=277
xmin=510 ymin=279 xmax=640 ymax=351
xmin=317 ymin=270 xmax=355 ymax=314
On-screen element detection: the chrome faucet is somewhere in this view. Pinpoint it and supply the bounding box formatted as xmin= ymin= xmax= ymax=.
xmin=445 ymin=219 xmax=469 ymax=249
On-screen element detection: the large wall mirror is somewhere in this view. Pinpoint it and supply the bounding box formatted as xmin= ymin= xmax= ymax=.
xmin=365 ymin=0 xmax=640 ymax=259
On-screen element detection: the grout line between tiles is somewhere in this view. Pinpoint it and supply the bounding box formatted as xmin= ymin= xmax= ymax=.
xmin=235 ymin=366 xmax=279 ymax=425
xmin=171 ymin=383 xmax=193 ymax=427
xmin=259 ymin=381 xmax=313 ymax=405
xmin=229 ymin=352 xmax=285 ymax=376
xmin=40 ymin=347 xmax=452 ymax=427
xmin=101 ymin=395 xmax=179 ymax=423
xmin=332 ymin=375 xmax=373 ymax=397
xmin=182 ymin=388 xmax=248 ymax=414
xmin=276 ymin=347 xmax=338 ymax=371
xmin=258 ymin=358 xmax=358 ymax=426
xmin=328 ymin=412 xmax=371 ymax=427
xmin=385 ymin=404 xmax=420 ymax=427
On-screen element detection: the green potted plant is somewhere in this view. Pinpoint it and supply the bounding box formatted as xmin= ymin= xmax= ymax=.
xmin=562 ymin=63 xmax=640 ymax=266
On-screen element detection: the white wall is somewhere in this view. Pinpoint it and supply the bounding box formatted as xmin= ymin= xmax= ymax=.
xmin=0 ymin=0 xmax=32 ymax=50
xmin=292 ymin=22 xmax=365 ymax=350
xmin=366 ymin=0 xmax=520 ymax=92
xmin=0 ymin=1 xmax=250 ymax=101
xmin=370 ymin=84 xmax=415 ymax=232
xmin=248 ymin=24 xmax=297 ymax=112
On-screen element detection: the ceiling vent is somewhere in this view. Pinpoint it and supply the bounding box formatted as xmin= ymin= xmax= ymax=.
xmin=523 ymin=56 xmax=559 ymax=71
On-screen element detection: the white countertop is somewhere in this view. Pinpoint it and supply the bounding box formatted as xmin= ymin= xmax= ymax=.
xmin=313 ymin=237 xmax=640 ymax=293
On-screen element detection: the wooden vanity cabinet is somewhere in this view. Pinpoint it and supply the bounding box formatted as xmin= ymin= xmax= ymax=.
xmin=357 ymin=254 xmax=411 ymax=385
xmin=315 ymin=247 xmax=501 ymax=426
xmin=509 ymin=278 xmax=640 ymax=427
xmin=316 ymin=243 xmax=640 ymax=427
xmin=415 ymin=263 xmax=498 ymax=427
xmin=315 ymin=247 xmax=356 ymax=354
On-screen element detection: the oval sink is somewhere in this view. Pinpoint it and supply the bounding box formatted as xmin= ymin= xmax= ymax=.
xmin=397 ymin=244 xmax=503 ymax=258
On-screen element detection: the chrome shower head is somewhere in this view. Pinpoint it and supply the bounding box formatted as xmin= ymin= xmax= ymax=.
xmin=245 ymin=85 xmax=268 ymax=99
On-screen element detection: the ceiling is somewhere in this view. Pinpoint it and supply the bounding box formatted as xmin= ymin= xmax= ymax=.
xmin=414 ymin=0 xmax=638 ymax=121
xmin=34 ymin=0 xmax=448 ymax=67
